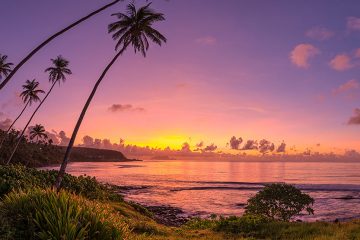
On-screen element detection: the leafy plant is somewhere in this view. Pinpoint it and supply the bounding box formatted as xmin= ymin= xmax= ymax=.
xmin=245 ymin=183 xmax=314 ymax=221
xmin=0 ymin=189 xmax=130 ymax=239
xmin=0 ymin=164 xmax=122 ymax=201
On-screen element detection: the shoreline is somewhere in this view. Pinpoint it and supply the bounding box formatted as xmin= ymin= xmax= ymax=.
xmin=115 ymin=184 xmax=360 ymax=226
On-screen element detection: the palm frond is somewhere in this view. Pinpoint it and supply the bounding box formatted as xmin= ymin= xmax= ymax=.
xmin=45 ymin=56 xmax=72 ymax=84
xmin=108 ymin=2 xmax=166 ymax=55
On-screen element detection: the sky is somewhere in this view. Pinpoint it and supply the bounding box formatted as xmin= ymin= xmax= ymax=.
xmin=0 ymin=0 xmax=360 ymax=156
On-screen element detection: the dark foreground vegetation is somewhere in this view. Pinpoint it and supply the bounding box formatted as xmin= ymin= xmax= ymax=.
xmin=1 ymin=165 xmax=360 ymax=239
xmin=0 ymin=129 xmax=132 ymax=167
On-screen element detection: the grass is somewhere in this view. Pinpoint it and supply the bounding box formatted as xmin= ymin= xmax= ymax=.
xmin=1 ymin=165 xmax=360 ymax=239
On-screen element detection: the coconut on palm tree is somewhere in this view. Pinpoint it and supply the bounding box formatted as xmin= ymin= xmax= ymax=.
xmin=0 ymin=54 xmax=13 ymax=81
xmin=0 ymin=0 xmax=124 ymax=91
xmin=29 ymin=124 xmax=48 ymax=143
xmin=54 ymin=3 xmax=167 ymax=190
xmin=7 ymin=56 xmax=72 ymax=164
xmin=0 ymin=79 xmax=44 ymax=150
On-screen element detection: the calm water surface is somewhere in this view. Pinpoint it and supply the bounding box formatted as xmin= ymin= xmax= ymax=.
xmin=43 ymin=160 xmax=360 ymax=221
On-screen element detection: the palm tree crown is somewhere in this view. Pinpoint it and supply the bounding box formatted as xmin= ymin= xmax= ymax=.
xmin=0 ymin=54 xmax=13 ymax=80
xmin=45 ymin=56 xmax=72 ymax=84
xmin=108 ymin=3 xmax=167 ymax=56
xmin=29 ymin=124 xmax=47 ymax=141
xmin=20 ymin=79 xmax=45 ymax=105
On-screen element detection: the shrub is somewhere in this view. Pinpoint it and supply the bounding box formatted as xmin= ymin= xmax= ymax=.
xmin=0 ymin=189 xmax=130 ymax=240
xmin=214 ymin=215 xmax=270 ymax=236
xmin=245 ymin=183 xmax=314 ymax=221
xmin=184 ymin=217 xmax=217 ymax=230
xmin=0 ymin=164 xmax=122 ymax=201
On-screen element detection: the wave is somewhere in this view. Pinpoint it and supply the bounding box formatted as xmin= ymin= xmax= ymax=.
xmin=169 ymin=182 xmax=360 ymax=193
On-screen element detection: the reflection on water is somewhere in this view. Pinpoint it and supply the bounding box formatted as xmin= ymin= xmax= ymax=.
xmin=42 ymin=160 xmax=360 ymax=221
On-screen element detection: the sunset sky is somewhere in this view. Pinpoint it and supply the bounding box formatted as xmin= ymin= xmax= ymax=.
xmin=1 ymin=0 xmax=360 ymax=155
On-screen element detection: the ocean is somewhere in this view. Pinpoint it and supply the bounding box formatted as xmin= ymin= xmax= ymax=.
xmin=43 ymin=160 xmax=360 ymax=221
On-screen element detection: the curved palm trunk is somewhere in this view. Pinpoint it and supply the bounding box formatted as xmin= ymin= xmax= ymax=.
xmin=0 ymin=100 xmax=30 ymax=150
xmin=0 ymin=0 xmax=122 ymax=91
xmin=54 ymin=46 xmax=127 ymax=190
xmin=6 ymin=81 xmax=57 ymax=164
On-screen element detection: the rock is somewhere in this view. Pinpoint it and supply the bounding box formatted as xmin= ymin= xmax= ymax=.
xmin=145 ymin=205 xmax=190 ymax=227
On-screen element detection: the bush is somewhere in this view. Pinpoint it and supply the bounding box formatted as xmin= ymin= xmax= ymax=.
xmin=245 ymin=183 xmax=314 ymax=221
xmin=0 ymin=164 xmax=122 ymax=201
xmin=184 ymin=217 xmax=216 ymax=230
xmin=214 ymin=215 xmax=270 ymax=236
xmin=0 ymin=189 xmax=130 ymax=240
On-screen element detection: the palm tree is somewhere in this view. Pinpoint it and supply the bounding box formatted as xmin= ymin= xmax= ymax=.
xmin=6 ymin=56 xmax=72 ymax=164
xmin=0 ymin=79 xmax=44 ymax=150
xmin=0 ymin=54 xmax=13 ymax=81
xmin=0 ymin=0 xmax=123 ymax=91
xmin=29 ymin=124 xmax=48 ymax=142
xmin=54 ymin=3 xmax=167 ymax=190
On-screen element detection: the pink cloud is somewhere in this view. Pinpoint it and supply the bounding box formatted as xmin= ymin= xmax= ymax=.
xmin=0 ymin=118 xmax=12 ymax=130
xmin=290 ymin=44 xmax=320 ymax=68
xmin=329 ymin=54 xmax=353 ymax=71
xmin=347 ymin=17 xmax=360 ymax=31
xmin=348 ymin=108 xmax=360 ymax=125
xmin=333 ymin=79 xmax=359 ymax=95
xmin=195 ymin=36 xmax=217 ymax=45
xmin=305 ymin=26 xmax=334 ymax=41
xmin=108 ymin=104 xmax=145 ymax=112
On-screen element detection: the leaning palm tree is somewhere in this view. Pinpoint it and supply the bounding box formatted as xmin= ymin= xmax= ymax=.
xmin=0 ymin=79 xmax=44 ymax=150
xmin=0 ymin=54 xmax=13 ymax=81
xmin=29 ymin=124 xmax=48 ymax=142
xmin=0 ymin=0 xmax=123 ymax=91
xmin=6 ymin=56 xmax=72 ymax=164
xmin=54 ymin=3 xmax=167 ymax=190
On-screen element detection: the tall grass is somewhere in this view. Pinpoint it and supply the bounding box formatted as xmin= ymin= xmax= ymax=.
xmin=0 ymin=189 xmax=130 ymax=240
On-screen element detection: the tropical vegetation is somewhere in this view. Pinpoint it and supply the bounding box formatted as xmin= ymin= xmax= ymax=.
xmin=245 ymin=183 xmax=315 ymax=221
xmin=7 ymin=56 xmax=72 ymax=164
xmin=0 ymin=79 xmax=44 ymax=150
xmin=0 ymin=0 xmax=122 ymax=91
xmin=55 ymin=3 xmax=167 ymax=190
xmin=0 ymin=129 xmax=128 ymax=167
xmin=0 ymin=54 xmax=13 ymax=81
xmin=1 ymin=165 xmax=360 ymax=240
xmin=2 ymin=2 xmax=359 ymax=240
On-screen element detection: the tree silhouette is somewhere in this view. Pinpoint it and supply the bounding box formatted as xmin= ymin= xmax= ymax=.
xmin=0 ymin=0 xmax=123 ymax=91
xmin=7 ymin=56 xmax=72 ymax=164
xmin=0 ymin=79 xmax=44 ymax=150
xmin=29 ymin=124 xmax=48 ymax=142
xmin=0 ymin=54 xmax=13 ymax=81
xmin=54 ymin=3 xmax=167 ymax=190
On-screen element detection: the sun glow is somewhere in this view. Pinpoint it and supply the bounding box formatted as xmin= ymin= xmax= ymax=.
xmin=128 ymin=135 xmax=190 ymax=150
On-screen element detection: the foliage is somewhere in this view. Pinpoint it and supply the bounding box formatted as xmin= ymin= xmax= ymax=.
xmin=245 ymin=183 xmax=314 ymax=221
xmin=0 ymin=164 xmax=122 ymax=201
xmin=20 ymin=79 xmax=44 ymax=105
xmin=29 ymin=124 xmax=48 ymax=142
xmin=108 ymin=3 xmax=167 ymax=55
xmin=0 ymin=129 xmax=61 ymax=166
xmin=184 ymin=217 xmax=217 ymax=230
xmin=0 ymin=129 xmax=128 ymax=167
xmin=0 ymin=189 xmax=130 ymax=240
xmin=181 ymin=215 xmax=360 ymax=240
xmin=0 ymin=54 xmax=13 ymax=80
xmin=45 ymin=55 xmax=72 ymax=84
xmin=214 ymin=215 xmax=270 ymax=236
